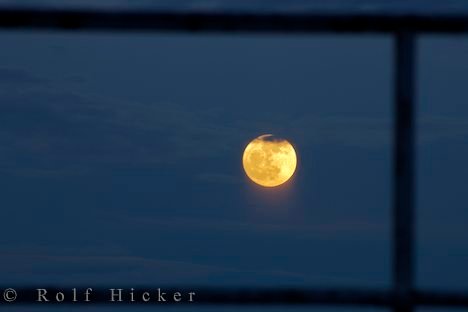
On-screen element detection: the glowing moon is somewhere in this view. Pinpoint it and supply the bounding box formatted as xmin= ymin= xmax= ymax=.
xmin=242 ymin=134 xmax=297 ymax=187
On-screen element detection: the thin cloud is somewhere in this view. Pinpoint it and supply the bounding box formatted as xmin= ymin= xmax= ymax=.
xmin=126 ymin=215 xmax=387 ymax=240
xmin=0 ymin=67 xmax=46 ymax=85
xmin=2 ymin=66 xmax=466 ymax=178
xmin=196 ymin=172 xmax=241 ymax=184
xmin=0 ymin=246 xmax=305 ymax=285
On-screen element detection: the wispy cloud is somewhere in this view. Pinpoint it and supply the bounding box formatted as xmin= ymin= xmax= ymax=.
xmin=0 ymin=245 xmax=304 ymax=285
xmin=1 ymin=65 xmax=466 ymax=178
xmin=196 ymin=172 xmax=241 ymax=184
xmin=0 ymin=68 xmax=46 ymax=85
xmin=125 ymin=215 xmax=387 ymax=240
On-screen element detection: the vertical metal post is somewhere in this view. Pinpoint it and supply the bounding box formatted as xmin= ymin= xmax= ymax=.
xmin=393 ymin=32 xmax=416 ymax=312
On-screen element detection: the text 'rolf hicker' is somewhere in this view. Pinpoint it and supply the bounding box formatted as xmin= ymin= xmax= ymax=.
xmin=33 ymin=288 xmax=196 ymax=303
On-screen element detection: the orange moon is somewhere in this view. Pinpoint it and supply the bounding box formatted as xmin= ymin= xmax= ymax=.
xmin=242 ymin=134 xmax=297 ymax=187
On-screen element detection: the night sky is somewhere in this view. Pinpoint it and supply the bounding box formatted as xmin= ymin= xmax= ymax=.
xmin=0 ymin=1 xmax=467 ymax=312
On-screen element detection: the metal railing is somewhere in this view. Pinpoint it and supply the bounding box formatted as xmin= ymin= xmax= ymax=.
xmin=1 ymin=7 xmax=468 ymax=312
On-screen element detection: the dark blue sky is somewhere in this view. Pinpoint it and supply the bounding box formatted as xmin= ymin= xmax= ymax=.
xmin=0 ymin=1 xmax=468 ymax=312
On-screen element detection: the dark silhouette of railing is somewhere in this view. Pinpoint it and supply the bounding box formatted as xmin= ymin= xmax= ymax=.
xmin=0 ymin=6 xmax=467 ymax=312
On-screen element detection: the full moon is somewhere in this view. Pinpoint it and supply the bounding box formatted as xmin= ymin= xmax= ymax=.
xmin=242 ymin=134 xmax=297 ymax=187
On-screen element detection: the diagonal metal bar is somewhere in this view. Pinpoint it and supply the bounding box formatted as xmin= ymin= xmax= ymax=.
xmin=0 ymin=8 xmax=468 ymax=33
